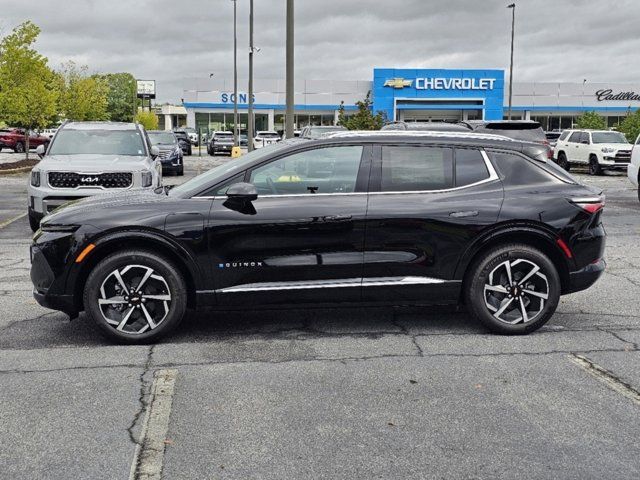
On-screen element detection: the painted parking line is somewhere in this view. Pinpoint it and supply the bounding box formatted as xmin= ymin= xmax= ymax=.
xmin=569 ymin=354 xmax=640 ymax=406
xmin=130 ymin=369 xmax=179 ymax=480
xmin=0 ymin=212 xmax=26 ymax=230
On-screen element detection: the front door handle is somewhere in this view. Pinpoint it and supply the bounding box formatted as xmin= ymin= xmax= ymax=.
xmin=449 ymin=210 xmax=478 ymax=218
xmin=322 ymin=214 xmax=352 ymax=222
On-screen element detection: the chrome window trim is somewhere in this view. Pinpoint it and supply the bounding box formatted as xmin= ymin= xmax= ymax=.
xmin=218 ymin=276 xmax=459 ymax=293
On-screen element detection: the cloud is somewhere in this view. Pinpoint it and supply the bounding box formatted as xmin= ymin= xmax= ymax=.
xmin=2 ymin=0 xmax=638 ymax=102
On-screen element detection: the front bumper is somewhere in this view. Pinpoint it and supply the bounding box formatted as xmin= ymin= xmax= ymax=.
xmin=565 ymin=258 xmax=606 ymax=294
xmin=31 ymin=242 xmax=79 ymax=317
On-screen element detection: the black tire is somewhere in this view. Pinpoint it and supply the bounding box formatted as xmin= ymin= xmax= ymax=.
xmin=557 ymin=152 xmax=570 ymax=171
xmin=464 ymin=244 xmax=561 ymax=335
xmin=589 ymin=156 xmax=602 ymax=176
xmin=14 ymin=142 xmax=24 ymax=154
xmin=177 ymin=165 xmax=184 ymax=176
xmin=83 ymin=249 xmax=187 ymax=344
xmin=28 ymin=210 xmax=41 ymax=232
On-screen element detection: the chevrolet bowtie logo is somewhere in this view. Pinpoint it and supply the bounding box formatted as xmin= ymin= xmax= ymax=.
xmin=384 ymin=78 xmax=413 ymax=89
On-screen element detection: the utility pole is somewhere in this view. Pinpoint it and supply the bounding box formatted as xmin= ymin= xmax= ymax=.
xmin=248 ymin=0 xmax=255 ymax=151
xmin=507 ymin=3 xmax=516 ymax=120
xmin=285 ymin=0 xmax=294 ymax=138
xmin=232 ymin=0 xmax=239 ymax=146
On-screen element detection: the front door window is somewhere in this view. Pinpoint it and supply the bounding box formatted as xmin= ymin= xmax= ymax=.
xmin=249 ymin=146 xmax=364 ymax=195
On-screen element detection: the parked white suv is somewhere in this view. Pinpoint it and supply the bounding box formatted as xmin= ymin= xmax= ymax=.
xmin=253 ymin=131 xmax=281 ymax=149
xmin=27 ymin=121 xmax=162 ymax=231
xmin=626 ymin=133 xmax=640 ymax=200
xmin=553 ymin=129 xmax=632 ymax=175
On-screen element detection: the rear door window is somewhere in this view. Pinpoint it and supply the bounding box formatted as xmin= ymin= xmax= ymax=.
xmin=568 ymin=132 xmax=582 ymax=143
xmin=455 ymin=148 xmax=489 ymax=186
xmin=579 ymin=132 xmax=590 ymax=144
xmin=381 ymin=146 xmax=453 ymax=192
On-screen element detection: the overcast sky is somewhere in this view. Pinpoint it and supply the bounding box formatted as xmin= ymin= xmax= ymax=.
xmin=1 ymin=0 xmax=638 ymax=103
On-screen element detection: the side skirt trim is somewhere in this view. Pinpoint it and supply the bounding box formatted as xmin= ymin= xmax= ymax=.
xmin=216 ymin=276 xmax=459 ymax=293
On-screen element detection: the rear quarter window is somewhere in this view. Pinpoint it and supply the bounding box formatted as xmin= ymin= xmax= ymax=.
xmin=559 ymin=131 xmax=570 ymax=141
xmin=488 ymin=151 xmax=562 ymax=186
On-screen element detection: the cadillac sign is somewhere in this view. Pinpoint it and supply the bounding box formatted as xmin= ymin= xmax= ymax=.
xmin=595 ymin=89 xmax=640 ymax=102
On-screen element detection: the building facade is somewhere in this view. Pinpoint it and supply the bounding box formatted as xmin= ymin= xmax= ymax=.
xmin=181 ymin=68 xmax=640 ymax=134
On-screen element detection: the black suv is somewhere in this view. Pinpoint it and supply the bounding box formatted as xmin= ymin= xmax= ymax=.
xmin=460 ymin=120 xmax=551 ymax=159
xmin=31 ymin=131 xmax=605 ymax=343
xmin=207 ymin=131 xmax=235 ymax=156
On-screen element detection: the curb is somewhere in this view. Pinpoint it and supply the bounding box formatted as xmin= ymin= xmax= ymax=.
xmin=0 ymin=166 xmax=33 ymax=176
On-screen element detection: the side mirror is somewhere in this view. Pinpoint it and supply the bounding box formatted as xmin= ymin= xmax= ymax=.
xmin=35 ymin=144 xmax=45 ymax=158
xmin=150 ymin=145 xmax=160 ymax=158
xmin=226 ymin=182 xmax=258 ymax=201
xmin=581 ymin=140 xmax=589 ymax=145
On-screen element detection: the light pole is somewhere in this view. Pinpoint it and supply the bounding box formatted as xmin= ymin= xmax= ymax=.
xmin=507 ymin=3 xmax=515 ymax=120
xmin=232 ymin=0 xmax=238 ymax=146
xmin=285 ymin=0 xmax=294 ymax=138
xmin=248 ymin=0 xmax=255 ymax=151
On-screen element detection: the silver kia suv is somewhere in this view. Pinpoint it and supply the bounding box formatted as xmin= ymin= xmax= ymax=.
xmin=27 ymin=121 xmax=162 ymax=231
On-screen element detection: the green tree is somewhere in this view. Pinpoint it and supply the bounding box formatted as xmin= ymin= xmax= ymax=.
xmin=100 ymin=72 xmax=137 ymax=122
xmin=0 ymin=21 xmax=58 ymax=159
xmin=57 ymin=61 xmax=109 ymax=121
xmin=575 ymin=110 xmax=607 ymax=130
xmin=337 ymin=91 xmax=385 ymax=130
xmin=134 ymin=109 xmax=158 ymax=130
xmin=617 ymin=109 xmax=640 ymax=143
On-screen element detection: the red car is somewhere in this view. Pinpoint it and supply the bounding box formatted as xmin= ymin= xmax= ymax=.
xmin=0 ymin=128 xmax=50 ymax=153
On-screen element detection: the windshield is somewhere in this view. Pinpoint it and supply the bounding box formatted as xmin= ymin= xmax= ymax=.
xmin=148 ymin=132 xmax=177 ymax=145
xmin=183 ymin=127 xmax=196 ymax=133
xmin=49 ymin=129 xmax=146 ymax=156
xmin=591 ymin=131 xmax=629 ymax=144
xmin=169 ymin=141 xmax=290 ymax=197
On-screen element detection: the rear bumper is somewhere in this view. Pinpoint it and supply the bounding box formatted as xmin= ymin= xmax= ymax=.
xmin=565 ymin=258 xmax=606 ymax=294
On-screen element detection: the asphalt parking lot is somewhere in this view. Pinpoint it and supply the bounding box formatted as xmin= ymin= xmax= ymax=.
xmin=0 ymin=158 xmax=639 ymax=479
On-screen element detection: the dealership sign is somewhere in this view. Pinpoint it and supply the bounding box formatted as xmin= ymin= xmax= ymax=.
xmin=384 ymin=77 xmax=496 ymax=91
xmin=220 ymin=92 xmax=256 ymax=103
xmin=136 ymin=80 xmax=156 ymax=99
xmin=595 ymin=89 xmax=640 ymax=102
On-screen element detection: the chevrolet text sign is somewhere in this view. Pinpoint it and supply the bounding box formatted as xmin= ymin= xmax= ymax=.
xmin=415 ymin=77 xmax=496 ymax=90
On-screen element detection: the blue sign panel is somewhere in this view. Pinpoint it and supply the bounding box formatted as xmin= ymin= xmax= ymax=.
xmin=372 ymin=68 xmax=505 ymax=121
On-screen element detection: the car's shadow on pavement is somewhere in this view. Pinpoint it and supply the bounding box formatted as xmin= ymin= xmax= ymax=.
xmin=0 ymin=305 xmax=484 ymax=349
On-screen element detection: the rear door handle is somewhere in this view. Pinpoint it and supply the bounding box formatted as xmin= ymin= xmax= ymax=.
xmin=323 ymin=214 xmax=352 ymax=222
xmin=449 ymin=210 xmax=478 ymax=218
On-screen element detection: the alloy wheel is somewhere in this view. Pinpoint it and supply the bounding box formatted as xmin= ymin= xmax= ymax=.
xmin=98 ymin=264 xmax=172 ymax=335
xmin=483 ymin=259 xmax=549 ymax=325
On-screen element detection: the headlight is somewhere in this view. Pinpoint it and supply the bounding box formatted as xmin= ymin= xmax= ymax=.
xmin=30 ymin=170 xmax=41 ymax=187
xmin=141 ymin=170 xmax=153 ymax=187
xmin=601 ymin=147 xmax=615 ymax=154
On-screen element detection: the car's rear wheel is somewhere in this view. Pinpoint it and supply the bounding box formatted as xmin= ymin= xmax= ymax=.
xmin=557 ymin=152 xmax=570 ymax=171
xmin=14 ymin=142 xmax=24 ymax=154
xmin=464 ymin=244 xmax=560 ymax=335
xmin=589 ymin=156 xmax=602 ymax=175
xmin=83 ymin=250 xmax=187 ymax=344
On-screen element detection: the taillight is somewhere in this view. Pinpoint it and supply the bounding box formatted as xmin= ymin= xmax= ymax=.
xmin=570 ymin=196 xmax=605 ymax=214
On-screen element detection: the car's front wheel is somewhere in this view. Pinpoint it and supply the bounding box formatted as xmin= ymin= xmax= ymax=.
xmin=83 ymin=250 xmax=187 ymax=344
xmin=464 ymin=244 xmax=560 ymax=335
xmin=589 ymin=156 xmax=602 ymax=175
xmin=14 ymin=142 xmax=24 ymax=154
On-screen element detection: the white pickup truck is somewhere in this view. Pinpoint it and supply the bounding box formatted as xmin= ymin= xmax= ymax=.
xmin=553 ymin=129 xmax=632 ymax=175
